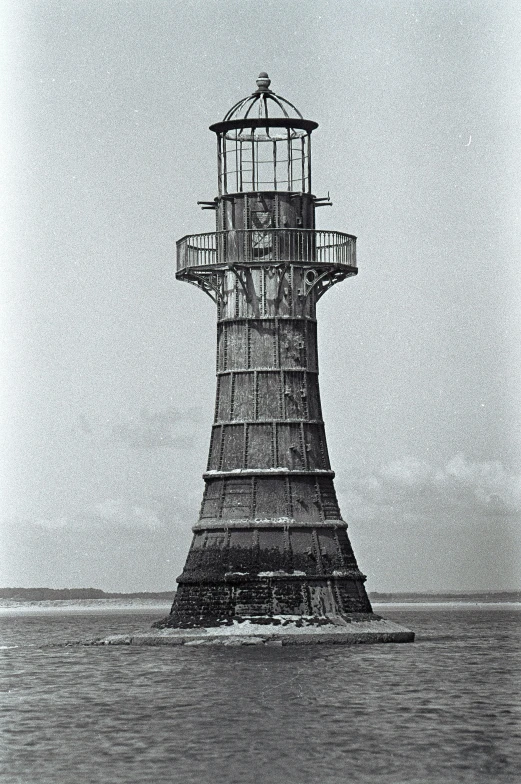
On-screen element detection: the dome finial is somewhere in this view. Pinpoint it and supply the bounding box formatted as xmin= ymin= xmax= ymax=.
xmin=256 ymin=72 xmax=271 ymax=92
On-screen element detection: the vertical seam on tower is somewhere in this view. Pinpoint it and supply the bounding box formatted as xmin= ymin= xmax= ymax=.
xmin=315 ymin=476 xmax=325 ymax=522
xmin=216 ymin=322 xmax=220 ymax=375
xmin=299 ymin=421 xmax=307 ymax=470
xmin=333 ymin=529 xmax=344 ymax=568
xmin=244 ymin=194 xmax=249 ymax=255
xmin=223 ymin=322 xmax=228 ymax=371
xmin=314 ymin=321 xmax=319 ymax=372
xmin=303 ymin=318 xmax=309 ymax=371
xmin=229 ymin=372 xmax=236 ymax=420
xmin=216 ymin=424 xmax=223 ymax=471
xmin=285 ymin=475 xmax=291 ymax=519
xmin=280 ymin=367 xmax=285 ymax=420
xmin=252 ymin=476 xmax=257 ymax=518
xmin=319 ymin=426 xmax=328 ymax=469
xmin=311 ymin=528 xmax=323 ymax=575
xmin=289 ymin=265 xmax=294 ymax=317
xmin=214 ymin=377 xmax=221 ymax=422
xmin=303 ymin=371 xmax=310 ymax=419
xmin=287 ymin=475 xmax=294 ymax=518
xmin=274 ymin=195 xmax=280 ymax=260
xmin=318 ymin=426 xmax=326 ymax=469
xmin=249 ymin=476 xmax=254 ymax=518
xmin=242 ymin=422 xmax=248 ymax=469
xmin=218 ymin=479 xmax=225 ymax=519
xmin=274 ymin=316 xmax=279 ymax=368
xmin=283 ymin=524 xmax=290 ymax=571
xmin=218 ymin=425 xmax=225 ymax=471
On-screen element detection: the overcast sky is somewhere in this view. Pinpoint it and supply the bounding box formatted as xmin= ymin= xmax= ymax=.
xmin=1 ymin=0 xmax=520 ymax=592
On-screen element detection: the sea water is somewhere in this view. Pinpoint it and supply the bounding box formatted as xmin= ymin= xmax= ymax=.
xmin=1 ymin=605 xmax=520 ymax=784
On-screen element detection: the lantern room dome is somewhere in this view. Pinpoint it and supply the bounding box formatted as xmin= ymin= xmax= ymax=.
xmin=209 ymin=73 xmax=318 ymax=138
xmin=222 ymin=72 xmax=304 ymax=123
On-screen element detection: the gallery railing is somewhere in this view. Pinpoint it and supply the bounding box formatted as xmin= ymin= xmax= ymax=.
xmin=176 ymin=229 xmax=356 ymax=272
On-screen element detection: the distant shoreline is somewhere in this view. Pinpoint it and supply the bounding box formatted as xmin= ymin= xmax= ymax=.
xmin=0 ymin=598 xmax=172 ymax=612
xmin=0 ymin=588 xmax=174 ymax=602
xmin=370 ymin=591 xmax=521 ymax=603
xmin=1 ymin=587 xmax=520 ymax=607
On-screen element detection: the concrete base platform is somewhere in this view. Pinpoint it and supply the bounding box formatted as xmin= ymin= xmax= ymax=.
xmin=84 ymin=615 xmax=414 ymax=647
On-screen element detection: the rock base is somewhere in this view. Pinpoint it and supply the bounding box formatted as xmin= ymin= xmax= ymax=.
xmin=84 ymin=614 xmax=414 ymax=647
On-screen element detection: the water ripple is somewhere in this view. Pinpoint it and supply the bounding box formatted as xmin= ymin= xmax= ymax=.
xmin=0 ymin=607 xmax=520 ymax=784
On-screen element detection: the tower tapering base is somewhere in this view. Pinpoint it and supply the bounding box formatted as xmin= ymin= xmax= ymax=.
xmin=154 ymin=521 xmax=372 ymax=629
xmin=151 ymin=522 xmax=414 ymax=643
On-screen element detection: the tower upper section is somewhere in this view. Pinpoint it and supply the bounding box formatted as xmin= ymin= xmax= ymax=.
xmin=176 ymin=73 xmax=356 ymax=300
xmin=209 ymin=73 xmax=318 ymax=196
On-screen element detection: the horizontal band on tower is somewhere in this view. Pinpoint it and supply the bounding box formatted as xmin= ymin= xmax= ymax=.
xmin=215 ymin=368 xmax=320 ymax=376
xmin=178 ymin=570 xmax=366 ymax=585
xmin=217 ymin=315 xmax=318 ymax=324
xmin=212 ymin=418 xmax=324 ymax=426
xmin=193 ymin=517 xmax=348 ymax=530
xmin=203 ymin=469 xmax=335 ymax=478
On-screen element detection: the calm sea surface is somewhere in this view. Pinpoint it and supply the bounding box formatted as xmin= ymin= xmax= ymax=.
xmin=1 ymin=605 xmax=520 ymax=784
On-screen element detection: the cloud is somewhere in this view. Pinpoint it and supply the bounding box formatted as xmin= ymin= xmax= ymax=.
xmin=88 ymin=498 xmax=163 ymax=530
xmin=111 ymin=407 xmax=197 ymax=449
xmin=0 ymin=512 xmax=190 ymax=592
xmin=340 ymin=454 xmax=521 ymax=524
xmin=26 ymin=486 xmax=204 ymax=534
xmin=32 ymin=499 xmax=164 ymax=532
xmin=442 ymin=454 xmax=521 ymax=515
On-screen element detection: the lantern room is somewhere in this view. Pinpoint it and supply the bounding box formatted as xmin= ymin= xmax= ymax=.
xmin=208 ymin=72 xmax=320 ymax=237
xmin=210 ymin=72 xmax=317 ymax=195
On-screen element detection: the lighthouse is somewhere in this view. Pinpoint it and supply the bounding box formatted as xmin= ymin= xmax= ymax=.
xmin=155 ymin=74 xmax=413 ymax=644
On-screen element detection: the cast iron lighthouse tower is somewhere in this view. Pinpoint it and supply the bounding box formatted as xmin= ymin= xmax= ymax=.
xmin=156 ymin=74 xmax=411 ymax=641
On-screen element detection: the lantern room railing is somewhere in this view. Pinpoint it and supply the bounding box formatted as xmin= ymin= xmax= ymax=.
xmin=176 ymin=229 xmax=356 ymax=272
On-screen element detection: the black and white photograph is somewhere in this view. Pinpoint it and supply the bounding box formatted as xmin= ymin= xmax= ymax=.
xmin=1 ymin=2 xmax=520 ymax=783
